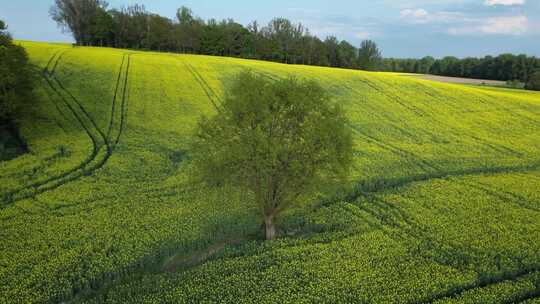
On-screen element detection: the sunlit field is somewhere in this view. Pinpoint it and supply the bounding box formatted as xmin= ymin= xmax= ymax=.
xmin=1 ymin=41 xmax=539 ymax=303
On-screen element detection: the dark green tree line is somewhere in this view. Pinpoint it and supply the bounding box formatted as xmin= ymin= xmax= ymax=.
xmin=49 ymin=1 xmax=540 ymax=85
xmin=381 ymin=54 xmax=540 ymax=83
xmin=49 ymin=1 xmax=380 ymax=70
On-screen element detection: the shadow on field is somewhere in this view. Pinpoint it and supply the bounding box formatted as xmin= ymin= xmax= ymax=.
xmin=0 ymin=122 xmax=28 ymax=161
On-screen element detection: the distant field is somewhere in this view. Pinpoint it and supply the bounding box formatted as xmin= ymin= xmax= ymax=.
xmin=1 ymin=42 xmax=540 ymax=303
xmin=408 ymin=74 xmax=509 ymax=86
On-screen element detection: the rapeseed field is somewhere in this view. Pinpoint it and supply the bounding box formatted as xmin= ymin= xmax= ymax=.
xmin=1 ymin=42 xmax=539 ymax=303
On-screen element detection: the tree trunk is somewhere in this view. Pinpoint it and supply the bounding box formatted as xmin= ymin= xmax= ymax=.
xmin=264 ymin=215 xmax=276 ymax=240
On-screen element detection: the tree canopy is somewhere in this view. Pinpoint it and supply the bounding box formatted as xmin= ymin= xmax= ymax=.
xmin=50 ymin=0 xmax=109 ymax=46
xmin=0 ymin=20 xmax=33 ymax=123
xmin=191 ymin=72 xmax=353 ymax=240
xmin=526 ymin=71 xmax=540 ymax=91
xmin=358 ymin=40 xmax=382 ymax=71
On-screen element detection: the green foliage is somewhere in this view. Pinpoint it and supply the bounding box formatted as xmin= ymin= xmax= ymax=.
xmin=0 ymin=20 xmax=33 ymax=122
xmin=526 ymin=72 xmax=540 ymax=91
xmin=358 ymin=40 xmax=382 ymax=71
xmin=383 ymin=54 xmax=540 ymax=82
xmin=192 ymin=71 xmax=353 ymax=239
xmin=50 ymin=0 xmax=109 ymax=46
xmin=506 ymin=79 xmax=525 ymax=89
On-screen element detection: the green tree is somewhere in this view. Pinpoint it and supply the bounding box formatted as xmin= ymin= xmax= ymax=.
xmin=325 ymin=36 xmax=340 ymax=67
xmin=418 ymin=56 xmax=435 ymax=74
xmin=191 ymin=72 xmax=353 ymax=240
xmin=145 ymin=14 xmax=173 ymax=51
xmin=50 ymin=0 xmax=109 ymax=45
xmin=526 ymin=71 xmax=540 ymax=91
xmin=338 ymin=40 xmax=358 ymax=69
xmin=91 ymin=6 xmax=115 ymax=47
xmin=358 ymin=40 xmax=381 ymax=71
xmin=174 ymin=6 xmax=204 ymax=53
xmin=0 ymin=20 xmax=33 ymax=122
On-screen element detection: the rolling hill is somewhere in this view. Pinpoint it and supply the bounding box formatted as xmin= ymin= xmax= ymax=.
xmin=1 ymin=41 xmax=540 ymax=303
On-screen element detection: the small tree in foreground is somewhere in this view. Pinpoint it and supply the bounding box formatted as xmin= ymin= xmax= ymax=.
xmin=192 ymin=71 xmax=353 ymax=240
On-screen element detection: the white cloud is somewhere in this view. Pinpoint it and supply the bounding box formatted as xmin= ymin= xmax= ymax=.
xmin=479 ymin=15 xmax=528 ymax=34
xmin=399 ymin=5 xmax=529 ymax=36
xmin=400 ymin=8 xmax=429 ymax=19
xmin=400 ymin=9 xmax=464 ymax=24
xmin=485 ymin=0 xmax=525 ymax=6
xmin=449 ymin=15 xmax=528 ymax=35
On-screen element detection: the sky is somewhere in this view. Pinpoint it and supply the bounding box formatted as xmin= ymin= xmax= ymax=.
xmin=1 ymin=0 xmax=539 ymax=58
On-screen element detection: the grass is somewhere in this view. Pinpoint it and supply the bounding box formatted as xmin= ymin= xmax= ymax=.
xmin=0 ymin=42 xmax=539 ymax=303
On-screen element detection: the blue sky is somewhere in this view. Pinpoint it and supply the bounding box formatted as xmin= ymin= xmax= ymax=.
xmin=1 ymin=0 xmax=539 ymax=58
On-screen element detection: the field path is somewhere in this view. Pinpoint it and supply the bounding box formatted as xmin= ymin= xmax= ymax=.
xmin=409 ymin=74 xmax=507 ymax=86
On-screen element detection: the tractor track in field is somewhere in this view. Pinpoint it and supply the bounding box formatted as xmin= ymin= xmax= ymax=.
xmin=338 ymin=159 xmax=540 ymax=204
xmin=417 ymin=83 xmax=526 ymax=157
xmin=339 ymin=81 xmax=450 ymax=167
xmin=355 ymin=77 xmax=525 ymax=158
xmin=342 ymin=187 xmax=540 ymax=304
xmin=473 ymin=91 xmax=540 ymax=130
xmin=51 ymin=64 xmax=109 ymax=145
xmin=0 ymin=51 xmax=131 ymax=207
xmin=106 ymin=54 xmax=126 ymax=142
xmin=419 ymin=84 xmax=526 ymax=156
xmin=348 ymin=124 xmax=438 ymax=173
xmin=114 ymin=54 xmax=131 ymax=147
xmin=181 ymin=60 xmax=222 ymax=111
xmin=0 ymin=50 xmax=102 ymax=205
xmin=331 ymin=82 xmax=442 ymax=173
xmin=420 ymin=269 xmax=540 ymax=303
xmin=420 ymin=81 xmax=540 ymax=131
xmin=360 ymin=77 xmax=427 ymax=117
xmin=465 ymin=180 xmax=540 ymax=213
xmin=334 ymin=167 xmax=540 ymax=304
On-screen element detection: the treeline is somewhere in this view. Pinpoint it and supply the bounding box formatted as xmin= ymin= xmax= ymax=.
xmin=50 ymin=0 xmax=382 ymax=70
xmin=50 ymin=1 xmax=540 ymax=87
xmin=381 ymin=54 xmax=540 ymax=83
